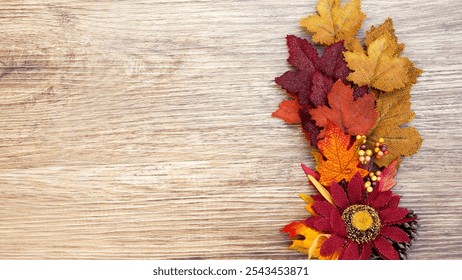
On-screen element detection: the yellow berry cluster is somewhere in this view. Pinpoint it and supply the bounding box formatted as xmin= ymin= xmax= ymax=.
xmin=356 ymin=136 xmax=389 ymax=164
xmin=364 ymin=170 xmax=382 ymax=192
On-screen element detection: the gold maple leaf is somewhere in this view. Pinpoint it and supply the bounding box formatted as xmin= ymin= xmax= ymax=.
xmin=366 ymin=89 xmax=423 ymax=167
xmin=300 ymin=0 xmax=365 ymax=51
xmin=344 ymin=34 xmax=416 ymax=92
xmin=364 ymin=18 xmax=405 ymax=57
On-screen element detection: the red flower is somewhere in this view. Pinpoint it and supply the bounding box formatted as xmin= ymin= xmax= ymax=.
xmin=304 ymin=173 xmax=416 ymax=260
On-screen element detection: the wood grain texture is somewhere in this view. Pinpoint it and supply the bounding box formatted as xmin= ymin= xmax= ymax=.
xmin=0 ymin=0 xmax=461 ymax=259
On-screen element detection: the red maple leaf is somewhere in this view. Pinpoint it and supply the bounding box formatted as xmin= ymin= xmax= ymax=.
xmin=274 ymin=35 xmax=368 ymax=145
xmin=309 ymin=80 xmax=378 ymax=138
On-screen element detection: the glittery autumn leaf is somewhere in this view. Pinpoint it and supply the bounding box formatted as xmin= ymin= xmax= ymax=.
xmin=309 ymin=80 xmax=377 ymax=138
xmin=364 ymin=18 xmax=404 ymax=57
xmin=366 ymin=90 xmax=422 ymax=167
xmin=273 ymin=35 xmax=365 ymax=145
xmin=314 ymin=123 xmax=368 ymax=185
xmin=300 ymin=0 xmax=365 ymax=51
xmin=344 ymin=34 xmax=416 ymax=92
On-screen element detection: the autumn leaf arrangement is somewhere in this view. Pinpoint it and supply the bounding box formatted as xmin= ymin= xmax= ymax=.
xmin=273 ymin=0 xmax=422 ymax=260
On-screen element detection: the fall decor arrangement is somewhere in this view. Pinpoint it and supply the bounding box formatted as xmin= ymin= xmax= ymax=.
xmin=274 ymin=0 xmax=422 ymax=260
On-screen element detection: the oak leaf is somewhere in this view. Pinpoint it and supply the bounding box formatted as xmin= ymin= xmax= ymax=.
xmin=309 ymin=80 xmax=377 ymax=138
xmin=344 ymin=34 xmax=415 ymax=92
xmin=300 ymin=0 xmax=365 ymax=51
xmin=366 ymin=90 xmax=422 ymax=167
xmin=314 ymin=123 xmax=368 ymax=185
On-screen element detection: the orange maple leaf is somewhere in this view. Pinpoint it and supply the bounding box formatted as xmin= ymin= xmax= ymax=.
xmin=309 ymin=80 xmax=378 ymax=138
xmin=282 ymin=221 xmax=338 ymax=260
xmin=314 ymin=123 xmax=368 ymax=185
xmin=272 ymin=99 xmax=301 ymax=124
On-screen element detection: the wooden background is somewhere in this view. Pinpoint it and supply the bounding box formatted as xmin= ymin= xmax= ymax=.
xmin=0 ymin=0 xmax=460 ymax=259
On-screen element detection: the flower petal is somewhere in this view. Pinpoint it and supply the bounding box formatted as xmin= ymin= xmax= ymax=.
xmin=330 ymin=209 xmax=347 ymax=237
xmin=359 ymin=243 xmax=372 ymax=260
xmin=320 ymin=234 xmax=346 ymax=257
xmin=329 ymin=181 xmax=349 ymax=210
xmin=380 ymin=208 xmax=409 ymax=225
xmin=312 ymin=201 xmax=337 ymax=217
xmin=380 ymin=226 xmax=411 ymax=243
xmin=373 ymin=236 xmax=399 ymax=260
xmin=369 ymin=190 xmax=392 ymax=210
xmin=340 ymin=242 xmax=360 ymax=260
xmin=387 ymin=195 xmax=401 ymax=209
xmin=313 ymin=217 xmax=333 ymax=232
xmin=347 ymin=172 xmax=364 ymax=204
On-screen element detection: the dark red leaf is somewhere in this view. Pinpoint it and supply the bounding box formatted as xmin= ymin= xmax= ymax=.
xmin=373 ymin=236 xmax=399 ymax=260
xmin=319 ymin=41 xmax=350 ymax=81
xmin=286 ymin=35 xmax=318 ymax=73
xmin=352 ymin=85 xmax=369 ymax=99
xmin=275 ymin=71 xmax=311 ymax=98
xmin=308 ymin=71 xmax=333 ymax=106
xmin=380 ymin=226 xmax=411 ymax=243
xmin=300 ymin=108 xmax=322 ymax=146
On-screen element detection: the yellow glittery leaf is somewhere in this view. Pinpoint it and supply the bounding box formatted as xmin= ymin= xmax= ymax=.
xmin=300 ymin=0 xmax=365 ymax=51
xmin=344 ymin=35 xmax=416 ymax=92
xmin=366 ymin=90 xmax=423 ymax=167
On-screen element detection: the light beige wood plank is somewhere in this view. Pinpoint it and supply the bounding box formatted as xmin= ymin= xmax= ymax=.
xmin=0 ymin=0 xmax=461 ymax=259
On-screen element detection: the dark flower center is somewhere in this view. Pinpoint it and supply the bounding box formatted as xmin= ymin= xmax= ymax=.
xmin=342 ymin=205 xmax=381 ymax=244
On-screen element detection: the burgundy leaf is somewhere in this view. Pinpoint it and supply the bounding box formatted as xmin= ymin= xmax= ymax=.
xmin=286 ymin=35 xmax=318 ymax=73
xmin=319 ymin=41 xmax=350 ymax=81
xmin=309 ymin=71 xmax=333 ymax=106
xmin=275 ymin=71 xmax=311 ymax=98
